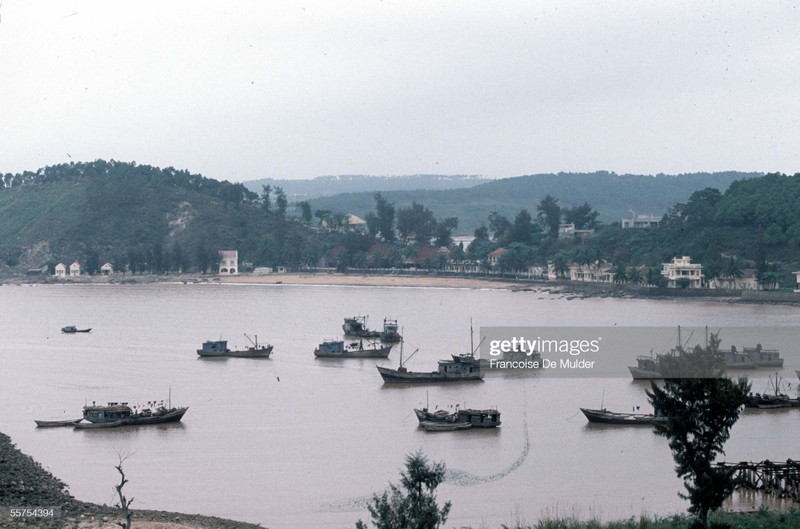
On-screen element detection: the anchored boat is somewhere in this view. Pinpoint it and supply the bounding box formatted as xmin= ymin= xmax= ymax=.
xmin=314 ymin=338 xmax=392 ymax=358
xmin=76 ymin=394 xmax=188 ymax=429
xmin=376 ymin=322 xmax=484 ymax=383
xmin=197 ymin=334 xmax=273 ymax=358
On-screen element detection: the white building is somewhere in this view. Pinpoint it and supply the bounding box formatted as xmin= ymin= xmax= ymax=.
xmin=661 ymin=256 xmax=703 ymax=288
xmin=218 ymin=250 xmax=239 ymax=275
xmin=100 ymin=263 xmax=114 ymax=275
xmin=621 ymin=214 xmax=661 ymax=229
xmin=569 ymin=262 xmax=614 ymax=283
xmin=54 ymin=263 xmax=67 ymax=277
xmin=794 ymin=271 xmax=800 ymax=293
xmin=69 ymin=261 xmax=81 ymax=276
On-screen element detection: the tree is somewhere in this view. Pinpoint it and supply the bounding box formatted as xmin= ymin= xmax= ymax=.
xmin=498 ymin=242 xmax=533 ymax=273
xmin=434 ymin=217 xmax=458 ymax=247
xmin=374 ymin=193 xmax=396 ymax=243
xmin=611 ymin=262 xmax=628 ymax=284
xmin=274 ymin=186 xmax=288 ymax=218
xmin=357 ymin=450 xmax=451 ymax=529
xmin=536 ymin=195 xmax=561 ymax=238
xmin=647 ymin=335 xmax=750 ymax=529
xmin=487 ymin=211 xmax=511 ymax=241
xmin=114 ymin=451 xmax=136 ymax=529
xmin=562 ymin=202 xmax=599 ymax=230
xmin=298 ymin=201 xmax=313 ymax=222
xmin=509 ymin=209 xmax=537 ymax=245
xmin=397 ymin=203 xmax=437 ymax=244
xmin=261 ymin=185 xmax=272 ymax=215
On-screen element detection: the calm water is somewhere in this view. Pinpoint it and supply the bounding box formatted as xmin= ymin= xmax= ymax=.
xmin=1 ymin=282 xmax=799 ymax=528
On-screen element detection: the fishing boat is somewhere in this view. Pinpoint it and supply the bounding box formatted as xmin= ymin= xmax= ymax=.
xmin=380 ymin=318 xmax=402 ymax=343
xmin=415 ymin=407 xmax=501 ymax=428
xmin=745 ymin=374 xmax=799 ymax=409
xmin=580 ymin=407 xmax=667 ymax=425
xmin=376 ymin=322 xmax=483 ymax=383
xmin=314 ymin=338 xmax=392 ymax=358
xmin=61 ymin=326 xmax=91 ymax=333
xmin=628 ymin=326 xmax=782 ymax=379
xmin=34 ymin=418 xmax=83 ymax=428
xmin=77 ymin=394 xmax=188 ymax=428
xmin=342 ymin=316 xmax=381 ymax=338
xmin=197 ymin=334 xmax=273 ymax=358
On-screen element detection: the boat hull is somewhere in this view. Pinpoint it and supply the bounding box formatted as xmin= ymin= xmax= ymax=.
xmin=35 ymin=419 xmax=83 ymax=428
xmin=315 ymin=345 xmax=391 ymax=358
xmin=580 ymin=407 xmax=666 ymax=425
xmin=419 ymin=421 xmax=473 ymax=432
xmin=81 ymin=407 xmax=188 ymax=428
xmin=197 ymin=346 xmax=273 ymax=358
xmin=377 ymin=366 xmax=483 ymax=383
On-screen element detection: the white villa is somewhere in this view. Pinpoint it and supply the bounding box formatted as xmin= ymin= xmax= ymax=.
xmin=54 ymin=263 xmax=67 ymax=277
xmin=218 ymin=250 xmax=239 ymax=275
xmin=69 ymin=261 xmax=81 ymax=276
xmin=661 ymin=256 xmax=703 ymax=288
xmin=101 ymin=262 xmax=114 ymax=275
xmin=621 ymin=214 xmax=661 ymax=229
xmin=569 ymin=261 xmax=614 ymax=283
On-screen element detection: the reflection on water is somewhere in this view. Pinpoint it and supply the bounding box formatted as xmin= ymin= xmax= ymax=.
xmin=1 ymin=283 xmax=799 ymax=528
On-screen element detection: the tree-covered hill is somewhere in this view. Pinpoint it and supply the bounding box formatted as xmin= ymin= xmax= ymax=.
xmin=308 ymin=171 xmax=759 ymax=234
xmin=0 ymin=160 xmax=301 ymax=271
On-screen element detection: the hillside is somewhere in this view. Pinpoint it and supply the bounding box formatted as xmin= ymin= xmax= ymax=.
xmin=241 ymin=173 xmax=489 ymax=201
xmin=0 ymin=160 xmax=273 ymax=271
xmin=308 ymin=171 xmax=759 ymax=233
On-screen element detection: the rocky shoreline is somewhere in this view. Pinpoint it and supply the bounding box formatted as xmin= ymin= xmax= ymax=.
xmin=0 ymin=432 xmax=264 ymax=529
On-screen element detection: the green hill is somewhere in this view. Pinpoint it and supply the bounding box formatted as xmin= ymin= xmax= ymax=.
xmin=0 ymin=160 xmax=275 ymax=271
xmin=308 ymin=171 xmax=759 ymax=234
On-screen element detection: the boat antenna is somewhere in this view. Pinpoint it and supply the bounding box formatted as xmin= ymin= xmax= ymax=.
xmin=245 ymin=333 xmax=257 ymax=347
xmin=470 ymin=318 xmax=474 ymax=355
xmin=600 ymin=386 xmax=606 ymax=410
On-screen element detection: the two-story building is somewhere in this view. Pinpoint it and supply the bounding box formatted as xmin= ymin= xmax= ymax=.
xmin=621 ymin=214 xmax=661 ymax=229
xmin=661 ymin=256 xmax=703 ymax=288
xmin=218 ymin=250 xmax=239 ymax=275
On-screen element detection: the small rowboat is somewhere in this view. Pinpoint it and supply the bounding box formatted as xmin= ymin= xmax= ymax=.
xmin=34 ymin=419 xmax=83 ymax=428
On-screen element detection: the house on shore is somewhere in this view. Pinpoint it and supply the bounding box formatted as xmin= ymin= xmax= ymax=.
xmin=218 ymin=250 xmax=239 ymax=275
xmin=794 ymin=271 xmax=800 ymax=293
xmin=54 ymin=263 xmax=67 ymax=277
xmin=569 ymin=261 xmax=614 ymax=283
xmin=100 ymin=263 xmax=114 ymax=275
xmin=661 ymin=256 xmax=703 ymax=288
xmin=69 ymin=262 xmax=81 ymax=276
xmin=707 ymin=269 xmax=760 ymax=290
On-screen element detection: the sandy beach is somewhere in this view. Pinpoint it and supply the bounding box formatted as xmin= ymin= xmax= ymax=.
xmin=217 ymin=272 xmax=527 ymax=290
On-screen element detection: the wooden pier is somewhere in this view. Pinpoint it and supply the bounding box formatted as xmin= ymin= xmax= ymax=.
xmin=718 ymin=459 xmax=800 ymax=501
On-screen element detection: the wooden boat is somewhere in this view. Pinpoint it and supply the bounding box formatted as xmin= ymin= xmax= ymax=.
xmin=377 ymin=322 xmax=483 ymax=383
xmin=342 ymin=316 xmax=380 ymax=338
xmin=745 ymin=374 xmax=800 ymax=409
xmin=62 ymin=326 xmax=91 ymax=333
xmin=314 ymin=339 xmax=391 ymax=358
xmin=34 ymin=418 xmax=83 ymax=428
xmin=80 ymin=395 xmax=188 ymax=428
xmin=580 ymin=407 xmax=667 ymax=425
xmin=629 ymin=327 xmax=783 ymax=380
xmin=380 ymin=318 xmax=402 ymax=343
xmin=197 ymin=334 xmax=273 ymax=358
xmin=415 ymin=407 xmax=501 ymax=428
xmin=419 ymin=421 xmax=473 ymax=432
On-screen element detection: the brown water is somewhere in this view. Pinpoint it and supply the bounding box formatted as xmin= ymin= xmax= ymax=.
xmin=1 ymin=283 xmax=798 ymax=528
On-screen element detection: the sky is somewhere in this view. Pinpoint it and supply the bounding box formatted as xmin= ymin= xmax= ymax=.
xmin=1 ymin=1 xmax=799 ymax=183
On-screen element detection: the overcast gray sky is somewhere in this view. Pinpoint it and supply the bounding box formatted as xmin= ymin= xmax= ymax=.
xmin=2 ymin=1 xmax=799 ymax=182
